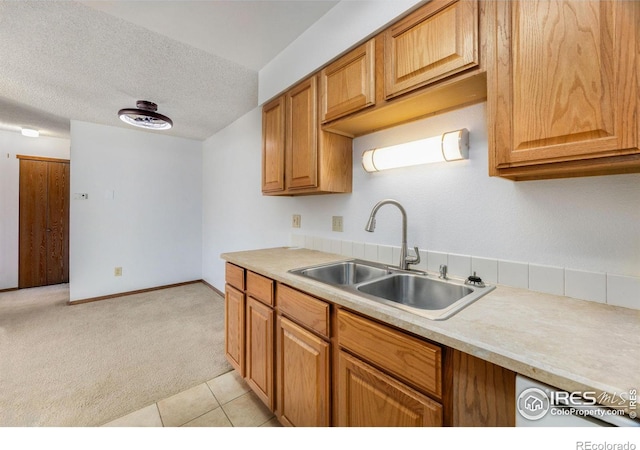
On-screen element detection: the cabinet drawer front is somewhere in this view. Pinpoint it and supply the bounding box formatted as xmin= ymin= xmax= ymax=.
xmin=276 ymin=284 xmax=329 ymax=338
xmin=385 ymin=0 xmax=479 ymax=99
xmin=225 ymin=263 xmax=245 ymax=291
xmin=337 ymin=309 xmax=442 ymax=398
xmin=246 ymin=271 xmax=274 ymax=306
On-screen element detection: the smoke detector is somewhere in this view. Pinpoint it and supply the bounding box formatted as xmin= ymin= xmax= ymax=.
xmin=118 ymin=100 xmax=173 ymax=130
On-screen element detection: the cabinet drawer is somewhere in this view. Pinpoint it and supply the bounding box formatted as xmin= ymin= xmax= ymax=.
xmin=246 ymin=271 xmax=274 ymax=306
xmin=276 ymin=284 xmax=329 ymax=338
xmin=337 ymin=309 xmax=442 ymax=398
xmin=225 ymin=263 xmax=245 ymax=291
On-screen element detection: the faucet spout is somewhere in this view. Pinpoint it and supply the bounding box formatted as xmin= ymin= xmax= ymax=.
xmin=364 ymin=199 xmax=420 ymax=270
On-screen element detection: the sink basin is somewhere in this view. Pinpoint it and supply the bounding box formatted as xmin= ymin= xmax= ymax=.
xmin=357 ymin=274 xmax=472 ymax=310
xmin=289 ymin=259 xmax=495 ymax=320
xmin=289 ymin=260 xmax=390 ymax=286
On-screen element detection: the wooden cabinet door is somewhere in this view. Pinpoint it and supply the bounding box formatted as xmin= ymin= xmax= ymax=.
xmin=276 ymin=315 xmax=330 ymax=426
xmin=320 ymin=39 xmax=375 ymax=123
xmin=224 ymin=284 xmax=245 ymax=376
xmin=337 ymin=350 xmax=443 ymax=427
xmin=245 ymin=297 xmax=274 ymax=409
xmin=489 ymin=0 xmax=640 ymax=178
xmin=262 ymin=96 xmax=285 ymax=193
xmin=286 ymin=77 xmax=318 ymax=190
xmin=384 ymin=0 xmax=479 ymax=99
xmin=19 ymin=157 xmax=69 ymax=288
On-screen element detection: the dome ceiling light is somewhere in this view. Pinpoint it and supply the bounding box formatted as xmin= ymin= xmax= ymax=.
xmin=118 ymin=100 xmax=173 ymax=130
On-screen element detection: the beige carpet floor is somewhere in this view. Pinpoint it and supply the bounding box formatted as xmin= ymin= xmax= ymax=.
xmin=0 ymin=282 xmax=231 ymax=426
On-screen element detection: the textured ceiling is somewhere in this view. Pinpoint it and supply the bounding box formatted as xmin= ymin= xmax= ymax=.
xmin=0 ymin=1 xmax=338 ymax=140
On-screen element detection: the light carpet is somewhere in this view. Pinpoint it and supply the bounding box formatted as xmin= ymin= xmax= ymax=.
xmin=0 ymin=282 xmax=231 ymax=426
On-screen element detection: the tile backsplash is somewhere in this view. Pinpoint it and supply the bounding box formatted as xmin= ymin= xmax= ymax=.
xmin=290 ymin=233 xmax=640 ymax=311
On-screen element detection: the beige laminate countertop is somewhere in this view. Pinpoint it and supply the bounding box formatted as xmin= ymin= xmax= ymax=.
xmin=221 ymin=247 xmax=640 ymax=415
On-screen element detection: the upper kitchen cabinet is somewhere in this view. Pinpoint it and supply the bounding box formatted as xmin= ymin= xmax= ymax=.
xmin=262 ymin=75 xmax=352 ymax=196
xmin=323 ymin=0 xmax=487 ymax=137
xmin=262 ymin=96 xmax=285 ymax=193
xmin=487 ymin=0 xmax=640 ymax=180
xmin=320 ymin=39 xmax=376 ymax=123
xmin=384 ymin=0 xmax=479 ymax=99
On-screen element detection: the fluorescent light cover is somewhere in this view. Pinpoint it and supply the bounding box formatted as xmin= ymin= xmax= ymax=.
xmin=21 ymin=128 xmax=39 ymax=138
xmin=362 ymin=129 xmax=469 ymax=172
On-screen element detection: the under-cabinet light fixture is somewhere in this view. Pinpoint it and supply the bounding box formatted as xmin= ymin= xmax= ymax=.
xmin=361 ymin=128 xmax=469 ymax=173
xmin=21 ymin=128 xmax=40 ymax=138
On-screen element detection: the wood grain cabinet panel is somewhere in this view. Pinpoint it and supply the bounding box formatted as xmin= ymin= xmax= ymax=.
xmin=261 ymin=96 xmax=285 ymax=193
xmin=276 ymin=315 xmax=330 ymax=427
xmin=225 ymin=262 xmax=245 ymax=291
xmin=384 ymin=0 xmax=479 ymax=99
xmin=246 ymin=271 xmax=274 ymax=306
xmin=245 ymin=297 xmax=274 ymax=409
xmin=286 ymin=77 xmax=319 ymax=190
xmin=337 ymin=309 xmax=442 ymax=399
xmin=337 ymin=351 xmax=443 ymax=427
xmin=321 ymin=39 xmax=375 ymax=123
xmin=224 ymin=284 xmax=245 ymax=376
xmin=488 ymin=0 xmax=640 ymax=179
xmin=277 ymin=284 xmax=330 ymax=338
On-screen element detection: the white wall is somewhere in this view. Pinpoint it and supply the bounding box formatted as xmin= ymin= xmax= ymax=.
xmin=201 ymin=107 xmax=292 ymax=290
xmin=202 ymin=102 xmax=640 ymax=290
xmin=0 ymin=129 xmax=70 ymax=289
xmin=69 ymin=121 xmax=202 ymax=302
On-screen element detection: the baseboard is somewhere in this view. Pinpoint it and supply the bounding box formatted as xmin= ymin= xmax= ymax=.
xmin=201 ymin=279 xmax=224 ymax=297
xmin=0 ymin=287 xmax=19 ymax=293
xmin=68 ymin=280 xmax=203 ymax=305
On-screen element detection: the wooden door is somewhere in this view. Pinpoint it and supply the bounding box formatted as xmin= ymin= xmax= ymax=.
xmin=261 ymin=96 xmax=285 ymax=193
xmin=489 ymin=0 xmax=640 ymax=177
xmin=320 ymin=39 xmax=376 ymax=123
xmin=224 ymin=284 xmax=245 ymax=376
xmin=286 ymin=77 xmax=318 ymax=190
xmin=337 ymin=350 xmax=443 ymax=427
xmin=384 ymin=0 xmax=479 ymax=99
xmin=276 ymin=315 xmax=330 ymax=427
xmin=19 ymin=157 xmax=69 ymax=288
xmin=245 ymin=297 xmax=274 ymax=409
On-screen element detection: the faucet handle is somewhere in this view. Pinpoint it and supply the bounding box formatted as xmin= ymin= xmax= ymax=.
xmin=406 ymin=246 xmax=421 ymax=266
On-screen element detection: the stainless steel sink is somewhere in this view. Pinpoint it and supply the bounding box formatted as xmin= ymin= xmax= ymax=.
xmin=288 ymin=259 xmax=495 ymax=320
xmin=357 ymin=274 xmax=473 ymax=310
xmin=289 ymin=260 xmax=391 ymax=286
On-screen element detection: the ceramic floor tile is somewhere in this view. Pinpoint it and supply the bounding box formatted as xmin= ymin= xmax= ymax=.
xmin=101 ymin=404 xmax=163 ymax=427
xmin=181 ymin=407 xmax=232 ymax=427
xmin=260 ymin=417 xmax=282 ymax=427
xmin=157 ymin=383 xmax=220 ymax=427
xmin=207 ymin=370 xmax=250 ymax=405
xmin=222 ymin=391 xmax=274 ymax=427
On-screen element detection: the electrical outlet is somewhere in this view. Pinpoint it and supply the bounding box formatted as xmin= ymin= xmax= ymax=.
xmin=292 ymin=214 xmax=301 ymax=228
xmin=114 ymin=267 xmax=122 ymax=277
xmin=332 ymin=216 xmax=343 ymax=232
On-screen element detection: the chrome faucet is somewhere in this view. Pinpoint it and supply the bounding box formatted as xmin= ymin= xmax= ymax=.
xmin=365 ymin=199 xmax=420 ymax=271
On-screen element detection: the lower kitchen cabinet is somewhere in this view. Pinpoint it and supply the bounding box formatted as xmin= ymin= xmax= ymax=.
xmin=337 ymin=350 xmax=442 ymax=426
xmin=276 ymin=315 xmax=330 ymax=427
xmin=223 ymin=261 xmax=516 ymax=427
xmin=245 ymin=297 xmax=274 ymax=409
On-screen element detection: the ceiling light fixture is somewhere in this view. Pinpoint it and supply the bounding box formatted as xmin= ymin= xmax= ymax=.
xmin=118 ymin=100 xmax=173 ymax=130
xmin=21 ymin=128 xmax=40 ymax=138
xmin=362 ymin=129 xmax=469 ymax=172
